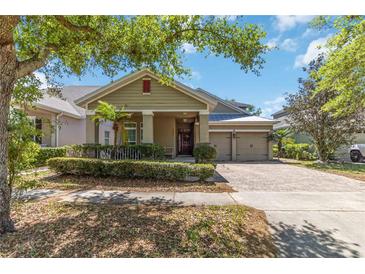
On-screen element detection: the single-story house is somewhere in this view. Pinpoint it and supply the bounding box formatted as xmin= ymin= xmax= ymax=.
xmin=272 ymin=109 xmax=365 ymax=159
xmin=25 ymin=69 xmax=276 ymax=161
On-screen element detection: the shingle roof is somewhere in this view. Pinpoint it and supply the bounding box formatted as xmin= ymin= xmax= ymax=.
xmin=224 ymin=100 xmax=252 ymax=109
xmin=35 ymin=94 xmax=84 ymax=118
xmin=60 ymin=85 xmax=100 ymax=101
xmin=209 ymin=113 xmax=276 ymax=123
xmin=208 ymin=113 xmax=249 ymax=122
xmin=195 ymin=88 xmax=249 ymax=114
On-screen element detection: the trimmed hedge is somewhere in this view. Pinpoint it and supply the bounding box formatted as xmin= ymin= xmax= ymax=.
xmin=47 ymin=157 xmax=215 ymax=181
xmin=35 ymin=147 xmax=67 ymax=166
xmin=193 ymin=143 xmax=217 ymax=163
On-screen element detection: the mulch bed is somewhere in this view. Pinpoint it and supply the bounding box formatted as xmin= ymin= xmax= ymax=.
xmin=16 ymin=171 xmax=235 ymax=193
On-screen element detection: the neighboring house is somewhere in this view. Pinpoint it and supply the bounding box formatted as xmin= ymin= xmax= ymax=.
xmin=26 ymin=69 xmax=276 ymax=161
xmin=272 ymin=109 xmax=365 ymax=159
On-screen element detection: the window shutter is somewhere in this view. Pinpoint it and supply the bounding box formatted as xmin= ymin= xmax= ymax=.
xmin=143 ymin=79 xmax=151 ymax=93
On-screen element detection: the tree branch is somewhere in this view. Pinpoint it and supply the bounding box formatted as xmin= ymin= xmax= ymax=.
xmin=54 ymin=16 xmax=94 ymax=33
xmin=15 ymin=48 xmax=50 ymax=79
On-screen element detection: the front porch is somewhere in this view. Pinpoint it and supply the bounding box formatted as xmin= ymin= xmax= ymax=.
xmin=88 ymin=111 xmax=210 ymax=158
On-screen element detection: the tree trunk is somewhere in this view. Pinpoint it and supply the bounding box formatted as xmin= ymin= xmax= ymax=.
xmin=0 ymin=16 xmax=18 ymax=234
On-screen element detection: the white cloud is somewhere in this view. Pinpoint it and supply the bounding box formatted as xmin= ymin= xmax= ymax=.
xmin=266 ymin=36 xmax=298 ymax=52
xmin=294 ymin=35 xmax=331 ymax=68
xmin=191 ymin=70 xmax=202 ymax=80
xmin=34 ymin=71 xmax=48 ymax=89
xmin=302 ymin=28 xmax=315 ymax=38
xmin=266 ymin=37 xmax=280 ymax=49
xmin=280 ymin=38 xmax=298 ymax=52
xmin=181 ymin=43 xmax=196 ymax=54
xmin=274 ymin=16 xmax=314 ymax=32
xmin=261 ymin=96 xmax=286 ymax=118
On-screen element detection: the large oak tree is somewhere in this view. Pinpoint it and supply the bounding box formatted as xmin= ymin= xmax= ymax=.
xmin=0 ymin=15 xmax=268 ymax=233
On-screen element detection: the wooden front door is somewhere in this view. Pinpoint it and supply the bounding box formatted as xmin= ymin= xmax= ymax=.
xmin=177 ymin=126 xmax=194 ymax=155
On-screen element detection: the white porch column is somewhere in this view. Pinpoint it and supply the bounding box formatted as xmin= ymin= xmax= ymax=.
xmin=232 ymin=131 xmax=237 ymax=161
xmin=199 ymin=110 xmax=209 ymax=143
xmin=50 ymin=114 xmax=56 ymax=147
xmin=142 ymin=111 xmax=154 ymax=143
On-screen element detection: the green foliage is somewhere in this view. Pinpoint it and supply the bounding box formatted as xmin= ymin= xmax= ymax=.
xmin=48 ymin=157 xmax=215 ymax=181
xmin=273 ymin=143 xmax=317 ymax=160
xmin=246 ymin=105 xmax=262 ymax=116
xmin=285 ymin=55 xmax=365 ymax=162
xmin=93 ymin=101 xmax=132 ymax=146
xmin=310 ymin=16 xmax=365 ymax=115
xmin=268 ymin=128 xmax=292 ymax=157
xmin=14 ymin=16 xmax=268 ymax=82
xmin=35 ymin=147 xmax=67 ymax=166
xmin=193 ymin=143 xmax=217 ymax=163
xmin=67 ymin=143 xmax=165 ymax=160
xmin=8 ymin=109 xmax=41 ymax=186
xmin=284 ymin=143 xmax=317 ymax=161
xmin=12 ymin=74 xmax=43 ymax=107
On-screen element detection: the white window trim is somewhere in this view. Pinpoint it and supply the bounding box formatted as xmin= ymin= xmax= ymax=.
xmin=124 ymin=122 xmax=137 ymax=144
xmin=104 ymin=131 xmax=110 ymax=145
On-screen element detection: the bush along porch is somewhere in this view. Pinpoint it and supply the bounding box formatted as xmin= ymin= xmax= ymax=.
xmin=47 ymin=157 xmax=215 ymax=181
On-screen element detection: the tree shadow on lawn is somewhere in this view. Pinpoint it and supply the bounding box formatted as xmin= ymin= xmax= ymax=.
xmin=270 ymin=221 xmax=361 ymax=258
xmin=1 ymin=202 xmax=275 ymax=258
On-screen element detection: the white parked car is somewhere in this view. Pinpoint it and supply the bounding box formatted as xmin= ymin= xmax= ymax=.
xmin=350 ymin=144 xmax=365 ymax=162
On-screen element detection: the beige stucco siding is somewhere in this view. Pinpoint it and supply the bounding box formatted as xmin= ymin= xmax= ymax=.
xmin=88 ymin=78 xmax=207 ymax=111
xmin=58 ymin=116 xmax=86 ymax=146
xmin=154 ymin=116 xmax=176 ymax=155
xmin=212 ymin=102 xmax=240 ymax=113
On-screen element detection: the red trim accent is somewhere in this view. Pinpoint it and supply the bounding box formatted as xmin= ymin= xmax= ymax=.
xmin=143 ymin=79 xmax=151 ymax=93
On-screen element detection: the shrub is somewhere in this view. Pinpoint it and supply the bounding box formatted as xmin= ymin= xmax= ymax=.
xmin=273 ymin=144 xmax=278 ymax=157
xmin=35 ymin=147 xmax=67 ymax=166
xmin=67 ymin=143 xmax=165 ymax=160
xmin=47 ymin=157 xmax=215 ymax=181
xmin=283 ymin=143 xmax=317 ymax=160
xmin=193 ymin=143 xmax=217 ymax=163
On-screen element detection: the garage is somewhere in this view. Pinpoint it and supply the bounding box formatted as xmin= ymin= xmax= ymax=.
xmin=236 ymin=132 xmax=269 ymax=161
xmin=209 ymin=132 xmax=232 ymax=161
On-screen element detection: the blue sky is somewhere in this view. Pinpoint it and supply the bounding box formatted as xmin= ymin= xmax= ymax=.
xmin=55 ymin=16 xmax=333 ymax=118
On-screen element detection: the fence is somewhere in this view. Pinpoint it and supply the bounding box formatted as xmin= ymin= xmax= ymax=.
xmin=67 ymin=144 xmax=165 ymax=160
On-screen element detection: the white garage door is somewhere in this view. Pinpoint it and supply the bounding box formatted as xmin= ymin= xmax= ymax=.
xmin=210 ymin=132 xmax=232 ymax=161
xmin=236 ymin=132 xmax=268 ymax=161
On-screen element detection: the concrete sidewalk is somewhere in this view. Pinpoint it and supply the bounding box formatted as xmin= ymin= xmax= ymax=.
xmin=16 ymin=188 xmax=237 ymax=206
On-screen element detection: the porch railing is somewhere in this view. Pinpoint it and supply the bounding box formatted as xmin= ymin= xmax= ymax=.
xmin=67 ymin=144 xmax=165 ymax=161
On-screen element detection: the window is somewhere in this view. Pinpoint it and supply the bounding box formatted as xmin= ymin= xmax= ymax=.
xmin=140 ymin=122 xmax=143 ymax=143
xmin=28 ymin=116 xmax=42 ymax=144
xmin=104 ymin=131 xmax=110 ymax=145
xmin=124 ymin=122 xmax=137 ymax=144
xmin=142 ymin=78 xmax=151 ymax=94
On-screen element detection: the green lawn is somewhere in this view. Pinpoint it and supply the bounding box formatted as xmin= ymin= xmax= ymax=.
xmin=0 ymin=201 xmax=275 ymax=258
xmin=281 ymin=158 xmax=365 ymax=182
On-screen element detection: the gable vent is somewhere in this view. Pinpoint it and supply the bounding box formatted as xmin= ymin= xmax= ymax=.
xmin=142 ymin=78 xmax=151 ymax=94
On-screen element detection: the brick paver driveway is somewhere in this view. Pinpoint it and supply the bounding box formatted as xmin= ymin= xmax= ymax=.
xmin=216 ymin=161 xmax=365 ymax=258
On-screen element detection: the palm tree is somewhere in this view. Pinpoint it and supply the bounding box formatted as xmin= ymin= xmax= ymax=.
xmin=93 ymin=101 xmax=132 ymax=146
xmin=268 ymin=128 xmax=291 ymax=158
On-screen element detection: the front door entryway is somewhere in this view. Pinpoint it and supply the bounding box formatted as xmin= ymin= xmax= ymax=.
xmin=177 ymin=123 xmax=194 ymax=155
